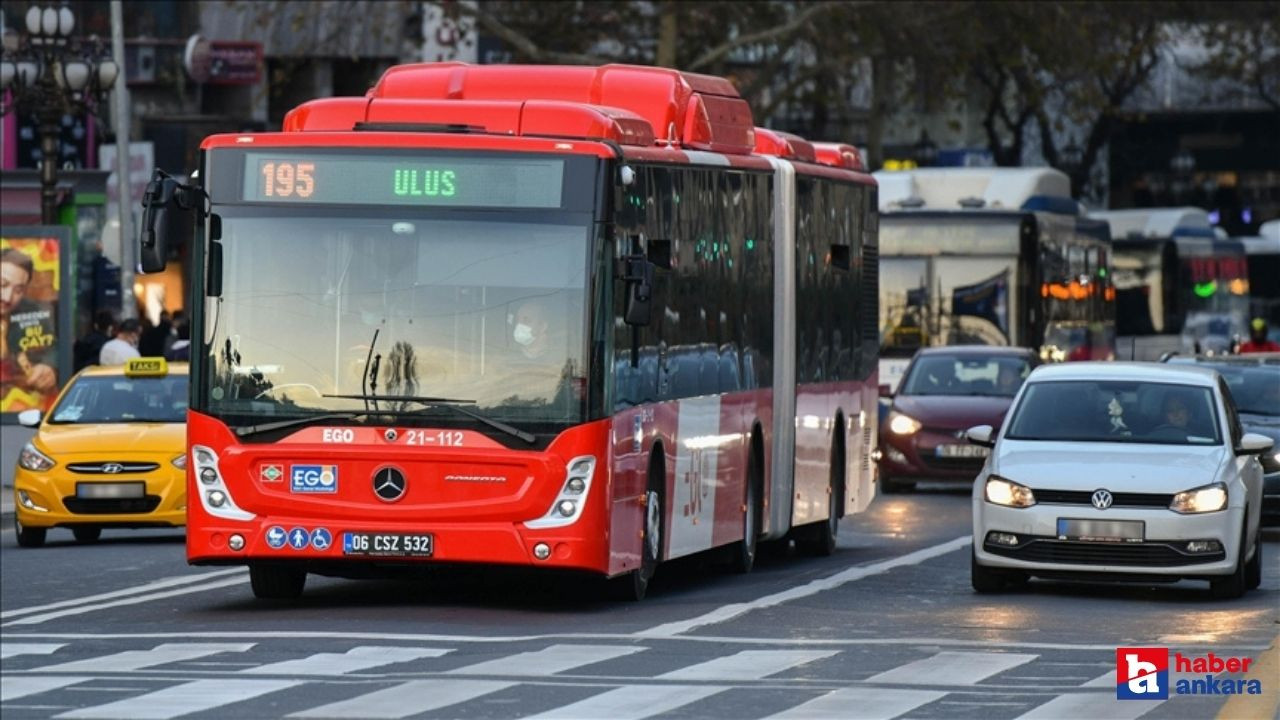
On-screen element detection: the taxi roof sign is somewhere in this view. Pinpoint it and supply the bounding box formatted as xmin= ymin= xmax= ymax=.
xmin=125 ymin=357 xmax=168 ymax=377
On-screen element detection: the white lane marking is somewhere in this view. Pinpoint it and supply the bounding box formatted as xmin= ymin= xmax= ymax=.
xmin=639 ymin=536 xmax=973 ymax=637
xmin=31 ymin=643 xmax=254 ymax=673
xmin=55 ymin=678 xmax=300 ymax=720
xmin=2 ymin=676 xmax=91 ymax=702
xmin=657 ymin=650 xmax=838 ymax=680
xmin=765 ymin=687 xmax=946 ymax=719
xmin=865 ymin=651 xmax=1038 ymax=685
xmin=522 ymin=684 xmax=728 ymax=720
xmin=447 ymin=644 xmax=643 ymax=676
xmin=240 ymin=646 xmax=448 ymax=676
xmin=3 ymin=631 xmax=1267 ymax=653
xmin=3 ymin=577 xmax=246 ymax=627
xmin=0 ymin=570 xmax=245 ymax=620
xmin=288 ymin=679 xmax=513 ymax=719
xmin=0 ymin=642 xmax=65 ymax=660
xmin=1015 ymin=692 xmax=1159 ymax=719
xmin=1083 ymin=668 xmax=1201 ymax=688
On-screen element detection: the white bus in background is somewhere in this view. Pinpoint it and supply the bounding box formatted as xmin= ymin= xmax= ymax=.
xmin=873 ymin=167 xmax=1116 ymax=391
xmin=1091 ymin=207 xmax=1251 ymax=360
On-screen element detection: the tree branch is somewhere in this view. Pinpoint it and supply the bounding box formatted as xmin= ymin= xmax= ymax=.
xmin=437 ymin=1 xmax=611 ymax=65
xmin=687 ymin=1 xmax=851 ymax=72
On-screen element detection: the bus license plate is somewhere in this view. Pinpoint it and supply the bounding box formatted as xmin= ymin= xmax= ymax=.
xmin=1057 ymin=518 xmax=1143 ymax=543
xmin=343 ymin=532 xmax=433 ymax=557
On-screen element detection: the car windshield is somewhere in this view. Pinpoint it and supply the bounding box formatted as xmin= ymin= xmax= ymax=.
xmin=900 ymin=354 xmax=1031 ymax=397
xmin=49 ymin=375 xmax=187 ymax=424
xmin=1005 ymin=380 xmax=1222 ymax=445
xmin=1190 ymin=363 xmax=1280 ymax=416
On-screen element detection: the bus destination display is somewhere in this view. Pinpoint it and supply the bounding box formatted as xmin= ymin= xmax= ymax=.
xmin=241 ymin=153 xmax=565 ymax=208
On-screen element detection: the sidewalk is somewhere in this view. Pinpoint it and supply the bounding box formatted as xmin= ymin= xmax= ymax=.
xmin=1 ymin=423 xmax=34 ymax=521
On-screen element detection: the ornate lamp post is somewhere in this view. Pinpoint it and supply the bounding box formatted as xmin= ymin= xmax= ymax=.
xmin=1 ymin=4 xmax=119 ymax=225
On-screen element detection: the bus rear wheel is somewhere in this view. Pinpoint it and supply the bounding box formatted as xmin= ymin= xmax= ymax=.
xmin=249 ymin=563 xmax=307 ymax=600
xmin=798 ymin=435 xmax=843 ymax=556
xmin=730 ymin=461 xmax=760 ymax=574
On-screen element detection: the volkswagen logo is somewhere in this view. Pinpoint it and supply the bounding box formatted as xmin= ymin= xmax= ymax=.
xmin=372 ymin=466 xmax=407 ymax=502
xmin=1091 ymin=489 xmax=1113 ymax=510
xmin=102 ymin=463 xmax=123 ymax=474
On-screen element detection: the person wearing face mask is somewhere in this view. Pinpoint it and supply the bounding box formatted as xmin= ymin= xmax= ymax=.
xmin=99 ymin=318 xmax=143 ymax=365
xmin=512 ymin=299 xmax=553 ymax=360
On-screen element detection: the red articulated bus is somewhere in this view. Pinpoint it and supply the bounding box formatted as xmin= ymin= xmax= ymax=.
xmin=138 ymin=63 xmax=880 ymax=600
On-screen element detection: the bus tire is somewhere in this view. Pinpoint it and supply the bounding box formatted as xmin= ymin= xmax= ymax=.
xmin=249 ymin=563 xmax=307 ymax=600
xmin=614 ymin=451 xmax=664 ymax=601
xmin=73 ymin=527 xmax=102 ymax=544
xmin=14 ymin=517 xmax=46 ymax=548
xmin=730 ymin=434 xmax=763 ymax=574
xmin=799 ymin=428 xmax=843 ymax=556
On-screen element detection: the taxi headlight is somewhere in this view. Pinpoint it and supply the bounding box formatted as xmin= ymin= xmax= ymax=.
xmin=888 ymin=411 xmax=922 ymax=435
xmin=172 ymin=454 xmax=187 ymax=470
xmin=984 ymin=475 xmax=1036 ymax=508
xmin=1169 ymin=483 xmax=1227 ymax=514
xmin=18 ymin=442 xmax=55 ymax=472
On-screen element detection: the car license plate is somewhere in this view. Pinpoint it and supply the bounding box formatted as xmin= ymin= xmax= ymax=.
xmin=342 ymin=532 xmax=433 ymax=557
xmin=935 ymin=444 xmax=989 ymax=458
xmin=76 ymin=482 xmax=145 ymax=499
xmin=1057 ymin=518 xmax=1144 ymax=543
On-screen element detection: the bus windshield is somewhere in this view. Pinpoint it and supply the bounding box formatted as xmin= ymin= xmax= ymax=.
xmin=203 ymin=208 xmax=591 ymax=429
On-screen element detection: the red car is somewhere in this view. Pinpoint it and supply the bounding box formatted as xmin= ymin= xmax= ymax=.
xmin=879 ymin=346 xmax=1040 ymax=492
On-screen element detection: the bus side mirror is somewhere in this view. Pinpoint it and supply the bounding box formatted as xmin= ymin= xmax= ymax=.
xmin=623 ymin=254 xmax=654 ymax=326
xmin=138 ymin=170 xmax=199 ymax=274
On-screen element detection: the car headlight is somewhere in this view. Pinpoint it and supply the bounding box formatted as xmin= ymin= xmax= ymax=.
xmin=984 ymin=475 xmax=1036 ymax=508
xmin=18 ymin=442 xmax=55 ymax=472
xmin=1169 ymin=483 xmax=1227 ymax=514
xmin=172 ymin=453 xmax=187 ymax=470
xmin=888 ymin=410 xmax=922 ymax=435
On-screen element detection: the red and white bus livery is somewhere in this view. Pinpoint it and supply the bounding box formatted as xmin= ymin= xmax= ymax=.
xmin=140 ymin=63 xmax=879 ymax=600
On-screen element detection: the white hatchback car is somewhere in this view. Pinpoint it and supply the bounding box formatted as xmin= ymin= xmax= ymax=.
xmin=968 ymin=362 xmax=1271 ymax=599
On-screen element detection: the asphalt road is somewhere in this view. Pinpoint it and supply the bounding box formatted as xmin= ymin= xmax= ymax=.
xmin=2 ymin=485 xmax=1277 ymax=720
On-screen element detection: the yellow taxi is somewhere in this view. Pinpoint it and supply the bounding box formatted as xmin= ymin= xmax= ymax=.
xmin=13 ymin=357 xmax=188 ymax=547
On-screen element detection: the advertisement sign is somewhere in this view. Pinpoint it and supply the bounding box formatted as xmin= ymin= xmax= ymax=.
xmin=1 ymin=227 xmax=72 ymax=416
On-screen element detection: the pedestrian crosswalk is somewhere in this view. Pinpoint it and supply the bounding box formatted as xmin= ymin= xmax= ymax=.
xmin=0 ymin=639 xmax=1204 ymax=719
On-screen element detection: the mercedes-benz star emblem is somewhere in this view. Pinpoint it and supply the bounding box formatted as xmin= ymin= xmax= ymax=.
xmin=102 ymin=463 xmax=123 ymax=474
xmin=1091 ymin=489 xmax=1113 ymax=510
xmin=373 ymin=467 xmax=407 ymax=502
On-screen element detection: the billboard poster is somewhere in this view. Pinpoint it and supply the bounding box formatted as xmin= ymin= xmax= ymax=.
xmin=1 ymin=227 xmax=72 ymax=417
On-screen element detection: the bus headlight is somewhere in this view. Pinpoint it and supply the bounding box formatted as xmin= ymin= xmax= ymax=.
xmin=525 ymin=455 xmax=596 ymax=529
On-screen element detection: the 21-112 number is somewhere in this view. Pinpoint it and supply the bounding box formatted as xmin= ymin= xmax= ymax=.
xmin=260 ymin=162 xmax=315 ymax=198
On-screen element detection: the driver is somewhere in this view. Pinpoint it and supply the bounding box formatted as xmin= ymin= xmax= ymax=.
xmin=1160 ymin=393 xmax=1191 ymax=430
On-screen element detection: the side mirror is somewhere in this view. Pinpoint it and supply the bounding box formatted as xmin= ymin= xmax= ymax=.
xmin=17 ymin=408 xmax=42 ymax=427
xmin=966 ymin=424 xmax=995 ymax=448
xmin=1237 ymin=432 xmax=1275 ymax=456
xmin=138 ymin=170 xmax=200 ymax=274
xmin=878 ymin=383 xmax=893 ymax=398
xmin=623 ymin=254 xmax=654 ymax=326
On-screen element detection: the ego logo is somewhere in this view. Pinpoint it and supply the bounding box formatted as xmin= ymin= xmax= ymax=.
xmin=1117 ymin=647 xmax=1168 ymax=700
xmin=290 ymin=464 xmax=338 ymax=494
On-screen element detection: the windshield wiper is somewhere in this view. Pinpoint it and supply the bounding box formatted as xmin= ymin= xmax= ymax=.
xmin=322 ymin=393 xmax=537 ymax=444
xmin=234 ymin=412 xmax=370 ymax=438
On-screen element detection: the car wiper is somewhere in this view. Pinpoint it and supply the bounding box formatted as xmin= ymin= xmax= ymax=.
xmin=234 ymin=412 xmax=369 ymax=438
xmin=323 ymin=393 xmax=537 ymax=444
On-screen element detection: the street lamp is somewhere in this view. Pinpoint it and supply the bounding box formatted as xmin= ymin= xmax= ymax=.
xmin=1 ymin=4 xmax=119 ymax=225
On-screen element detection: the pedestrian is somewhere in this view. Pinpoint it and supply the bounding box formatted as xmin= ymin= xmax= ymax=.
xmin=165 ymin=319 xmax=191 ymax=361
xmin=99 ymin=318 xmax=142 ymax=365
xmin=140 ymin=310 xmax=171 ymax=356
xmin=1237 ymin=318 xmax=1280 ymax=354
xmin=74 ymin=310 xmax=115 ymax=372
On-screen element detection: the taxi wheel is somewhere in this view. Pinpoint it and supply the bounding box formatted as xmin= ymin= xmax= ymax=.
xmin=249 ymin=564 xmax=307 ymax=600
xmin=14 ymin=517 xmax=46 ymax=548
xmin=73 ymin=527 xmax=102 ymax=544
